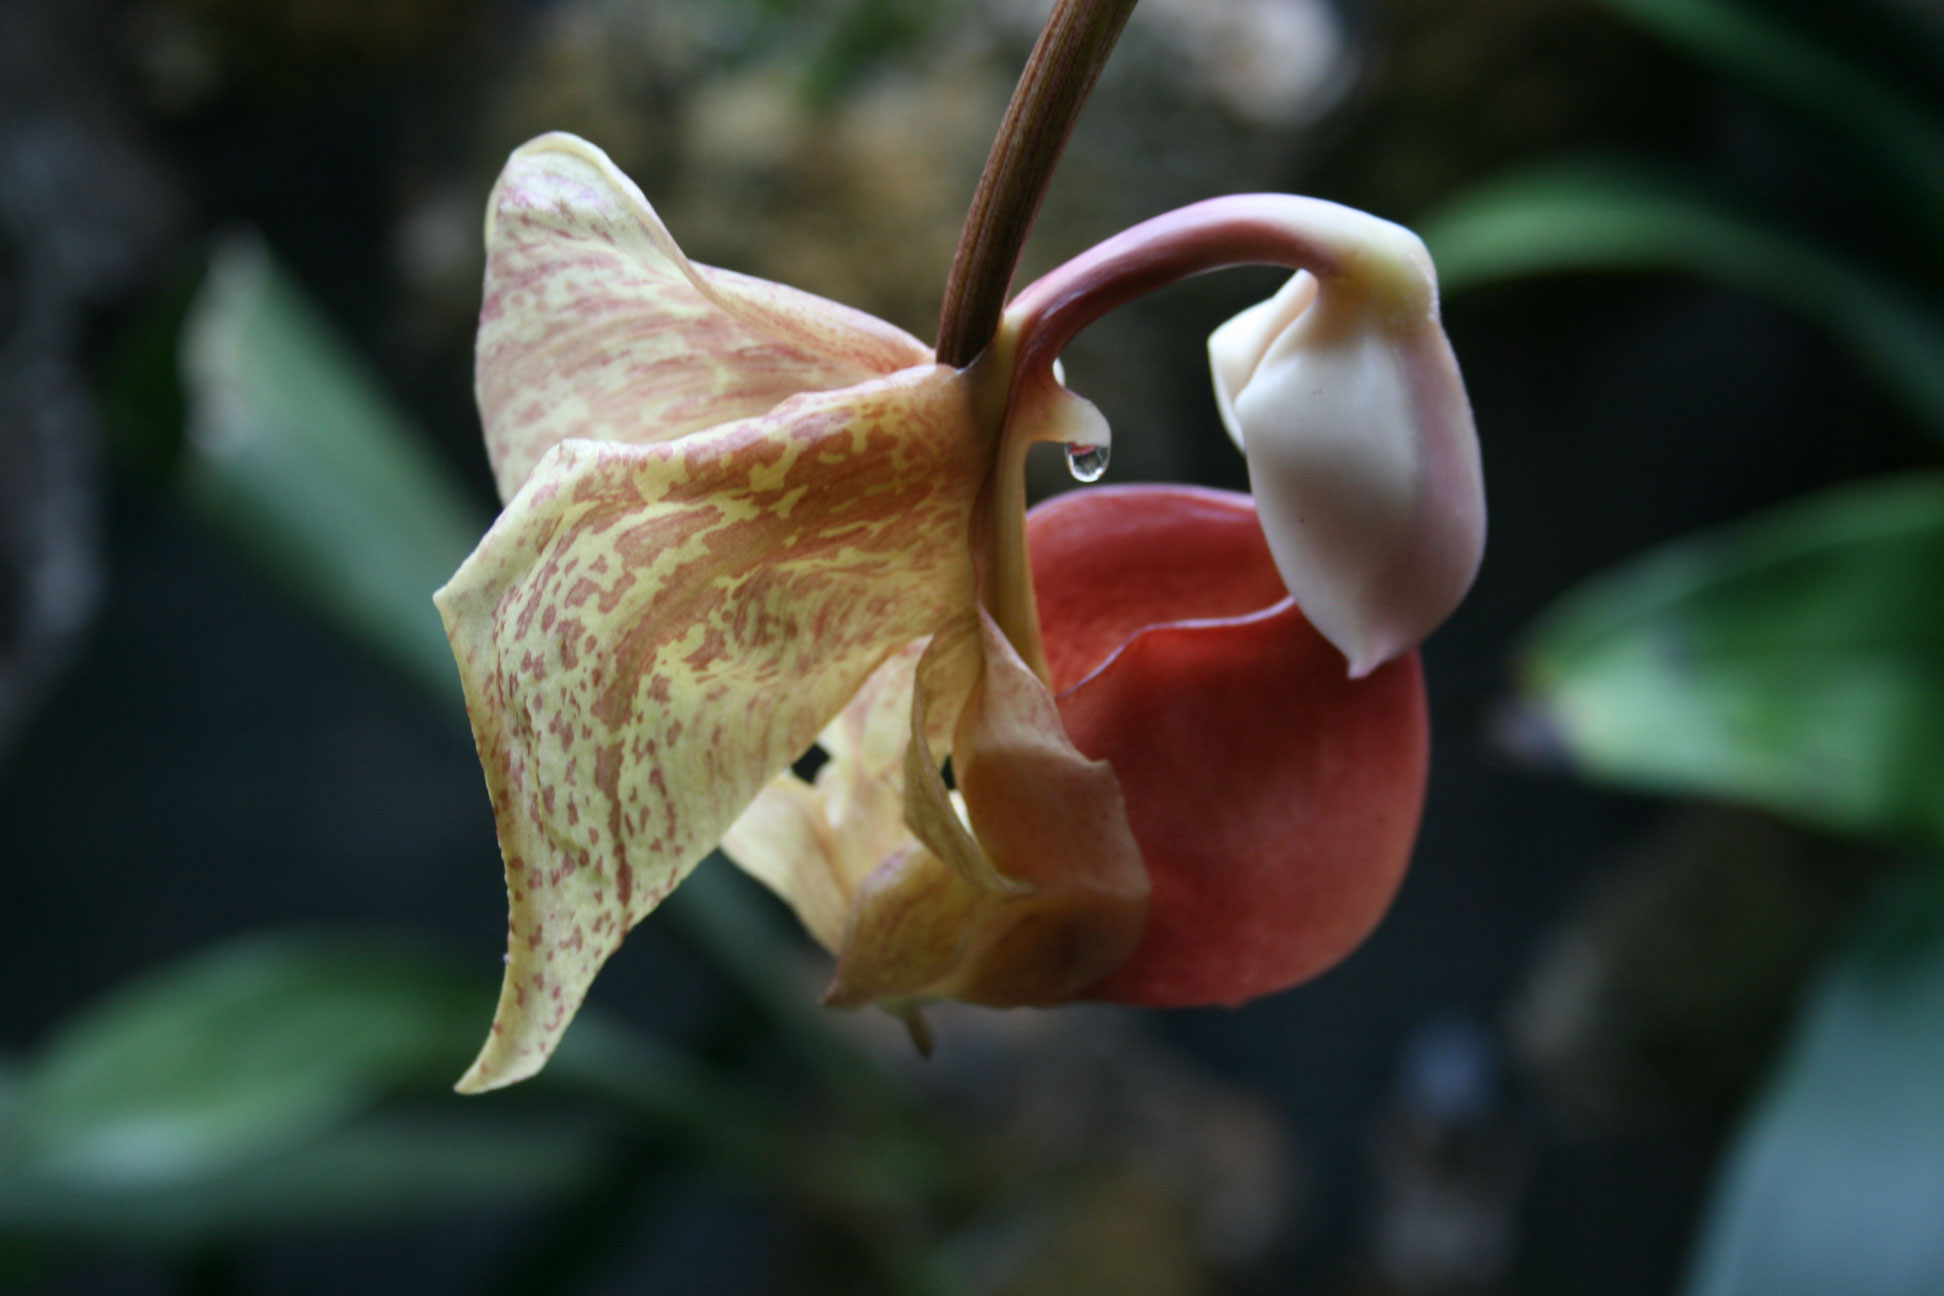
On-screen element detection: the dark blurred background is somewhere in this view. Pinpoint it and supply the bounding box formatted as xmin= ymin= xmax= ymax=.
xmin=4 ymin=0 xmax=1942 ymax=1293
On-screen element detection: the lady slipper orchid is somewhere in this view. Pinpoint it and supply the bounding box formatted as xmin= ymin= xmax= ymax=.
xmin=438 ymin=132 xmax=1483 ymax=1092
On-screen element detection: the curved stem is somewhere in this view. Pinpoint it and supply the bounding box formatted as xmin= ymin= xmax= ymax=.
xmin=981 ymin=194 xmax=1439 ymax=675
xmin=934 ymin=0 xmax=1139 ymax=368
xmin=1002 ymin=193 xmax=1401 ymax=382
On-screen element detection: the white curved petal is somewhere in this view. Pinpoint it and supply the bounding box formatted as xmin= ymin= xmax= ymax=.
xmin=1208 ymin=221 xmax=1483 ymax=676
xmin=1209 ymin=270 xmax=1316 ymax=452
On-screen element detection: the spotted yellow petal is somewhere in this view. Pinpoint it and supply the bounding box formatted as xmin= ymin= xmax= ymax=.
xmin=438 ymin=365 xmax=984 ymax=1091
xmin=477 ymin=132 xmax=930 ymax=501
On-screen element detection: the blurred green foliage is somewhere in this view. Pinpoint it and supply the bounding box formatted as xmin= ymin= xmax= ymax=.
xmin=1425 ymin=164 xmax=1944 ymax=440
xmin=0 ymin=933 xmax=632 ymax=1246
xmin=1515 ymin=473 xmax=1944 ymax=847
xmin=11 ymin=935 xmax=495 ymax=1184
xmin=0 ymin=929 xmax=790 ymax=1250
xmin=1683 ymin=867 xmax=1944 ymax=1296
xmin=177 ymin=235 xmax=489 ymax=704
xmin=1593 ymin=0 xmax=1944 ymax=229
xmin=1423 ymin=0 xmax=1944 ymax=881
xmin=1424 ymin=0 xmax=1944 ymax=1288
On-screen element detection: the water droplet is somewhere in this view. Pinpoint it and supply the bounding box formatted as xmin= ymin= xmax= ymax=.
xmin=1065 ymin=442 xmax=1109 ymax=482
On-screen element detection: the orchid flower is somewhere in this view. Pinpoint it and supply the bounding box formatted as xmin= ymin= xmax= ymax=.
xmin=438 ymin=132 xmax=1483 ymax=1092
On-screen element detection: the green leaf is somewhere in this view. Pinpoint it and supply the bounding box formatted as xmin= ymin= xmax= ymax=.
xmin=6 ymin=936 xmax=493 ymax=1185
xmin=178 ymin=235 xmax=491 ymax=703
xmin=0 ymin=1114 xmax=606 ymax=1245
xmin=1421 ymin=163 xmax=1944 ymax=442
xmin=3 ymin=929 xmax=791 ymax=1220
xmin=1593 ymin=0 xmax=1944 ymax=230
xmin=1682 ymin=868 xmax=1944 ymax=1296
xmin=1516 ymin=472 xmax=1944 ymax=846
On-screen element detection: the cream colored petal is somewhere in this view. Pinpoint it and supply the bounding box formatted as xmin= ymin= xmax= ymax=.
xmin=1207 ymin=269 xmax=1317 ymax=451
xmin=438 ymin=366 xmax=983 ymax=1091
xmin=721 ymin=638 xmax=932 ymax=951
xmin=718 ymin=774 xmax=851 ymax=953
xmin=1206 ymin=212 xmax=1483 ymax=677
xmin=477 ymin=132 xmax=930 ymax=501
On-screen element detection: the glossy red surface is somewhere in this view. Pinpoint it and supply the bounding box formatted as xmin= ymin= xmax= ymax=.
xmin=1028 ymin=485 xmax=1428 ymax=1006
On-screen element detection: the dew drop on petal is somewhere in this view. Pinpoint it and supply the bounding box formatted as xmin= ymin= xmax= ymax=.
xmin=1066 ymin=442 xmax=1109 ymax=482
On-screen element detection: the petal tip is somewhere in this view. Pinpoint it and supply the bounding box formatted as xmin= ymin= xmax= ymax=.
xmin=453 ymin=1025 xmax=547 ymax=1095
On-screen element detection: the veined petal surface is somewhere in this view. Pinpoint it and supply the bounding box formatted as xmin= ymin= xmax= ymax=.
xmin=477 ymin=133 xmax=930 ymax=501
xmin=438 ymin=366 xmax=983 ymax=1090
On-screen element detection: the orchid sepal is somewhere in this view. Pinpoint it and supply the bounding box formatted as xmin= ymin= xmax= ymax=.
xmin=439 ymin=366 xmax=993 ymax=1092
xmin=476 ymin=132 xmax=932 ymax=503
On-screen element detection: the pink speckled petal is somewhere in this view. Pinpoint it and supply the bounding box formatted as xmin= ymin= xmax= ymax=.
xmin=477 ymin=133 xmax=931 ymax=501
xmin=437 ymin=366 xmax=983 ymax=1091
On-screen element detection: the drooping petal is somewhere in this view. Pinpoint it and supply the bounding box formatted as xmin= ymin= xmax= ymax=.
xmin=721 ymin=639 xmax=932 ymax=953
xmin=729 ymin=610 xmax=1150 ymax=1014
xmin=1028 ymin=485 xmax=1428 ymax=1007
xmin=826 ymin=611 xmax=1149 ymax=1009
xmin=437 ymin=365 xmax=984 ymax=1091
xmin=728 ymin=627 xmax=982 ymax=1005
xmin=1208 ymin=222 xmax=1483 ymax=677
xmin=477 ymin=133 xmax=931 ymax=501
xmin=950 ymin=611 xmax=1146 ymax=924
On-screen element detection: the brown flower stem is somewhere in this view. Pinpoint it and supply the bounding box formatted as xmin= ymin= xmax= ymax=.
xmin=933 ymin=0 xmax=1138 ymax=369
